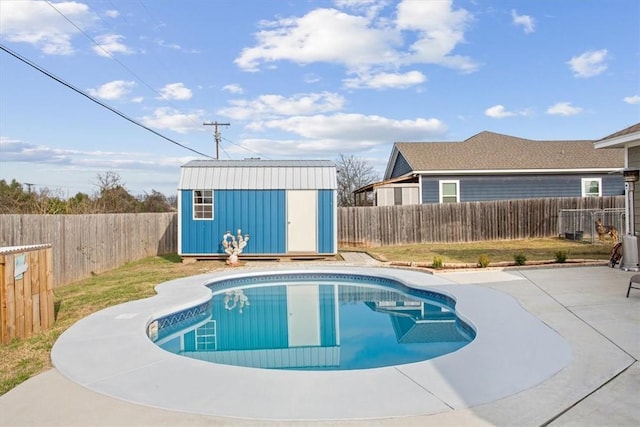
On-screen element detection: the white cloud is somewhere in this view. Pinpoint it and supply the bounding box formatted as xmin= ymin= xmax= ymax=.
xmin=251 ymin=113 xmax=446 ymax=141
xmin=623 ymin=95 xmax=640 ymax=105
xmin=567 ymin=49 xmax=608 ymax=78
xmin=105 ymin=10 xmax=119 ymax=18
xmin=0 ymin=137 xmax=193 ymax=198
xmin=0 ymin=136 xmax=165 ymax=171
xmin=511 ymin=10 xmax=535 ymax=34
xmin=0 ymin=1 xmax=97 ymax=55
xmin=396 ymin=0 xmax=476 ymax=72
xmin=235 ymin=0 xmax=476 ymax=74
xmin=304 ymin=73 xmax=321 ymax=83
xmin=92 ymin=34 xmax=134 ymax=57
xmin=158 ymin=83 xmax=193 ymax=101
xmin=223 ymin=84 xmax=244 ymax=94
xmin=87 ymin=80 xmax=135 ymax=100
xmin=546 ymin=102 xmax=583 ymax=116
xmin=140 ymin=108 xmax=204 ymax=133
xmin=228 ymin=113 xmax=446 ymax=157
xmin=235 ymin=8 xmax=399 ymax=72
xmin=155 ymin=39 xmax=198 ymax=53
xmin=343 ymin=70 xmax=426 ymax=89
xmin=484 ymin=105 xmax=530 ymax=119
xmin=485 ymin=105 xmax=515 ymax=118
xmin=334 ymin=0 xmax=381 ymax=10
xmin=218 ymin=92 xmax=346 ymax=120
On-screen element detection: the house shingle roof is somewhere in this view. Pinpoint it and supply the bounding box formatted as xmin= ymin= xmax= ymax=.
xmin=395 ymin=131 xmax=624 ymax=172
xmin=597 ymin=122 xmax=640 ymax=141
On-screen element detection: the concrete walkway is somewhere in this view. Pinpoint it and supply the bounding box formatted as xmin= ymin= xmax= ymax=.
xmin=1 ymin=261 xmax=638 ymax=426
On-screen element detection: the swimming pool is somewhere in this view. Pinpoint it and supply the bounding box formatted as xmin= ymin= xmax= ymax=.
xmin=51 ymin=266 xmax=572 ymax=420
xmin=150 ymin=273 xmax=476 ymax=370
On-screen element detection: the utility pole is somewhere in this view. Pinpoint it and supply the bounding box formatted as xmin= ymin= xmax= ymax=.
xmin=24 ymin=183 xmax=34 ymax=193
xmin=203 ymin=121 xmax=230 ymax=160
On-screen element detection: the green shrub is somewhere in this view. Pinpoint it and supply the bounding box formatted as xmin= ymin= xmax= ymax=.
xmin=478 ymin=254 xmax=490 ymax=268
xmin=513 ymin=253 xmax=527 ymax=266
xmin=432 ymin=255 xmax=443 ymax=269
xmin=555 ymin=250 xmax=568 ymax=263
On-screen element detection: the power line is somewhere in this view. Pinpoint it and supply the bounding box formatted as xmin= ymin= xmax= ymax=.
xmin=46 ymin=1 xmax=272 ymax=162
xmin=221 ymin=136 xmax=272 ymax=160
xmin=0 ymin=43 xmax=214 ymax=159
xmin=45 ymin=1 xmax=191 ymax=116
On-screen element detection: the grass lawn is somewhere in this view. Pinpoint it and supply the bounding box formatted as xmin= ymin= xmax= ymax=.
xmin=346 ymin=237 xmax=615 ymax=265
xmin=0 ymin=254 xmax=226 ymax=396
xmin=0 ymin=238 xmax=616 ymax=395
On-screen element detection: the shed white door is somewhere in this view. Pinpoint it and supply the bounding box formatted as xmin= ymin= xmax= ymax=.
xmin=286 ymin=284 xmax=320 ymax=347
xmin=287 ymin=190 xmax=317 ymax=253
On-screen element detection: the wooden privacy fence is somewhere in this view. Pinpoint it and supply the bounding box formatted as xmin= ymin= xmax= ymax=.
xmin=1 ymin=245 xmax=54 ymax=343
xmin=0 ymin=213 xmax=177 ymax=288
xmin=338 ymin=196 xmax=625 ymax=247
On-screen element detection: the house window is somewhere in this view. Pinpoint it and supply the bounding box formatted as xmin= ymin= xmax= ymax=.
xmin=582 ymin=178 xmax=601 ymax=197
xmin=439 ymin=180 xmax=460 ymax=203
xmin=193 ymin=190 xmax=213 ymax=219
xmin=394 ymin=187 xmax=403 ymax=205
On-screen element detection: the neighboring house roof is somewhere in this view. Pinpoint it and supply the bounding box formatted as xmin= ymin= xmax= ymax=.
xmin=385 ymin=131 xmax=624 ymax=179
xmin=179 ymin=159 xmax=337 ymax=190
xmin=594 ymin=122 xmax=640 ymax=149
xmin=353 ymin=174 xmax=419 ymax=194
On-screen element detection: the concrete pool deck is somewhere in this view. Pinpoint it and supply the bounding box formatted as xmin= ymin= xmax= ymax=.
xmin=1 ymin=261 xmax=639 ymax=426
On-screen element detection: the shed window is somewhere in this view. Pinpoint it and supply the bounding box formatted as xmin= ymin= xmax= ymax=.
xmin=195 ymin=321 xmax=216 ymax=350
xmin=581 ymin=178 xmax=601 ymax=197
xmin=439 ymin=180 xmax=459 ymax=203
xmin=193 ymin=190 xmax=213 ymax=219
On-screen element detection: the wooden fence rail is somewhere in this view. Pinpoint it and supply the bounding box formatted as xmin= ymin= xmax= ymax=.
xmin=0 ymin=213 xmax=178 ymax=288
xmin=338 ymin=196 xmax=625 ymax=247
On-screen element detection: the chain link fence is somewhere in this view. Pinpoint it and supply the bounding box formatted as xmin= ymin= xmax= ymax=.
xmin=558 ymin=208 xmax=625 ymax=244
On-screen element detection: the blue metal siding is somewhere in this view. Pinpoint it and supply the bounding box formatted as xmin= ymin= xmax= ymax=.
xmin=212 ymin=286 xmax=288 ymax=351
xmin=390 ymin=153 xmax=412 ymax=178
xmin=180 ymin=189 xmax=286 ymax=254
xmin=319 ymin=285 xmax=338 ymax=346
xmin=317 ymin=190 xmax=335 ymax=254
xmin=420 ymin=174 xmax=623 ymax=203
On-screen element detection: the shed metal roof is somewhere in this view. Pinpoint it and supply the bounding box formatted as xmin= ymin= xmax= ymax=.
xmin=179 ymin=159 xmax=337 ymax=190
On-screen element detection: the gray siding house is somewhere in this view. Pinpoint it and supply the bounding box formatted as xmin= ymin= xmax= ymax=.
xmin=594 ymin=122 xmax=640 ymax=234
xmin=359 ymin=131 xmax=625 ymax=205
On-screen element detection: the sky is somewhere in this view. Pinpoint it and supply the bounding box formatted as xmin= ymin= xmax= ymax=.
xmin=0 ymin=0 xmax=639 ymax=197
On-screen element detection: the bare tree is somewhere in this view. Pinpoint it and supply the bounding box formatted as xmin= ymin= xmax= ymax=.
xmin=335 ymin=154 xmax=379 ymax=207
xmin=93 ymin=171 xmax=140 ymax=213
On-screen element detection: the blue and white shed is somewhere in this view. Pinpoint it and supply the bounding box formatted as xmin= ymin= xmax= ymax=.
xmin=177 ymin=159 xmax=337 ymax=259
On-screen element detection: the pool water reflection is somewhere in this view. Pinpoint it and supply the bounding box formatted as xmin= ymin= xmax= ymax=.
xmin=153 ymin=280 xmax=474 ymax=370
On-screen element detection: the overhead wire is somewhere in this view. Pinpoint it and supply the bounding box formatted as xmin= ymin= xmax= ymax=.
xmin=221 ymin=137 xmax=272 ymax=160
xmin=48 ymin=0 xmax=261 ymax=160
xmin=0 ymin=43 xmax=214 ymax=159
xmin=46 ymin=1 xmax=188 ymax=115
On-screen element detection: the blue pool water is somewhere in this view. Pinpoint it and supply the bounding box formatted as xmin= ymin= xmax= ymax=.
xmin=150 ymin=273 xmax=475 ymax=370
